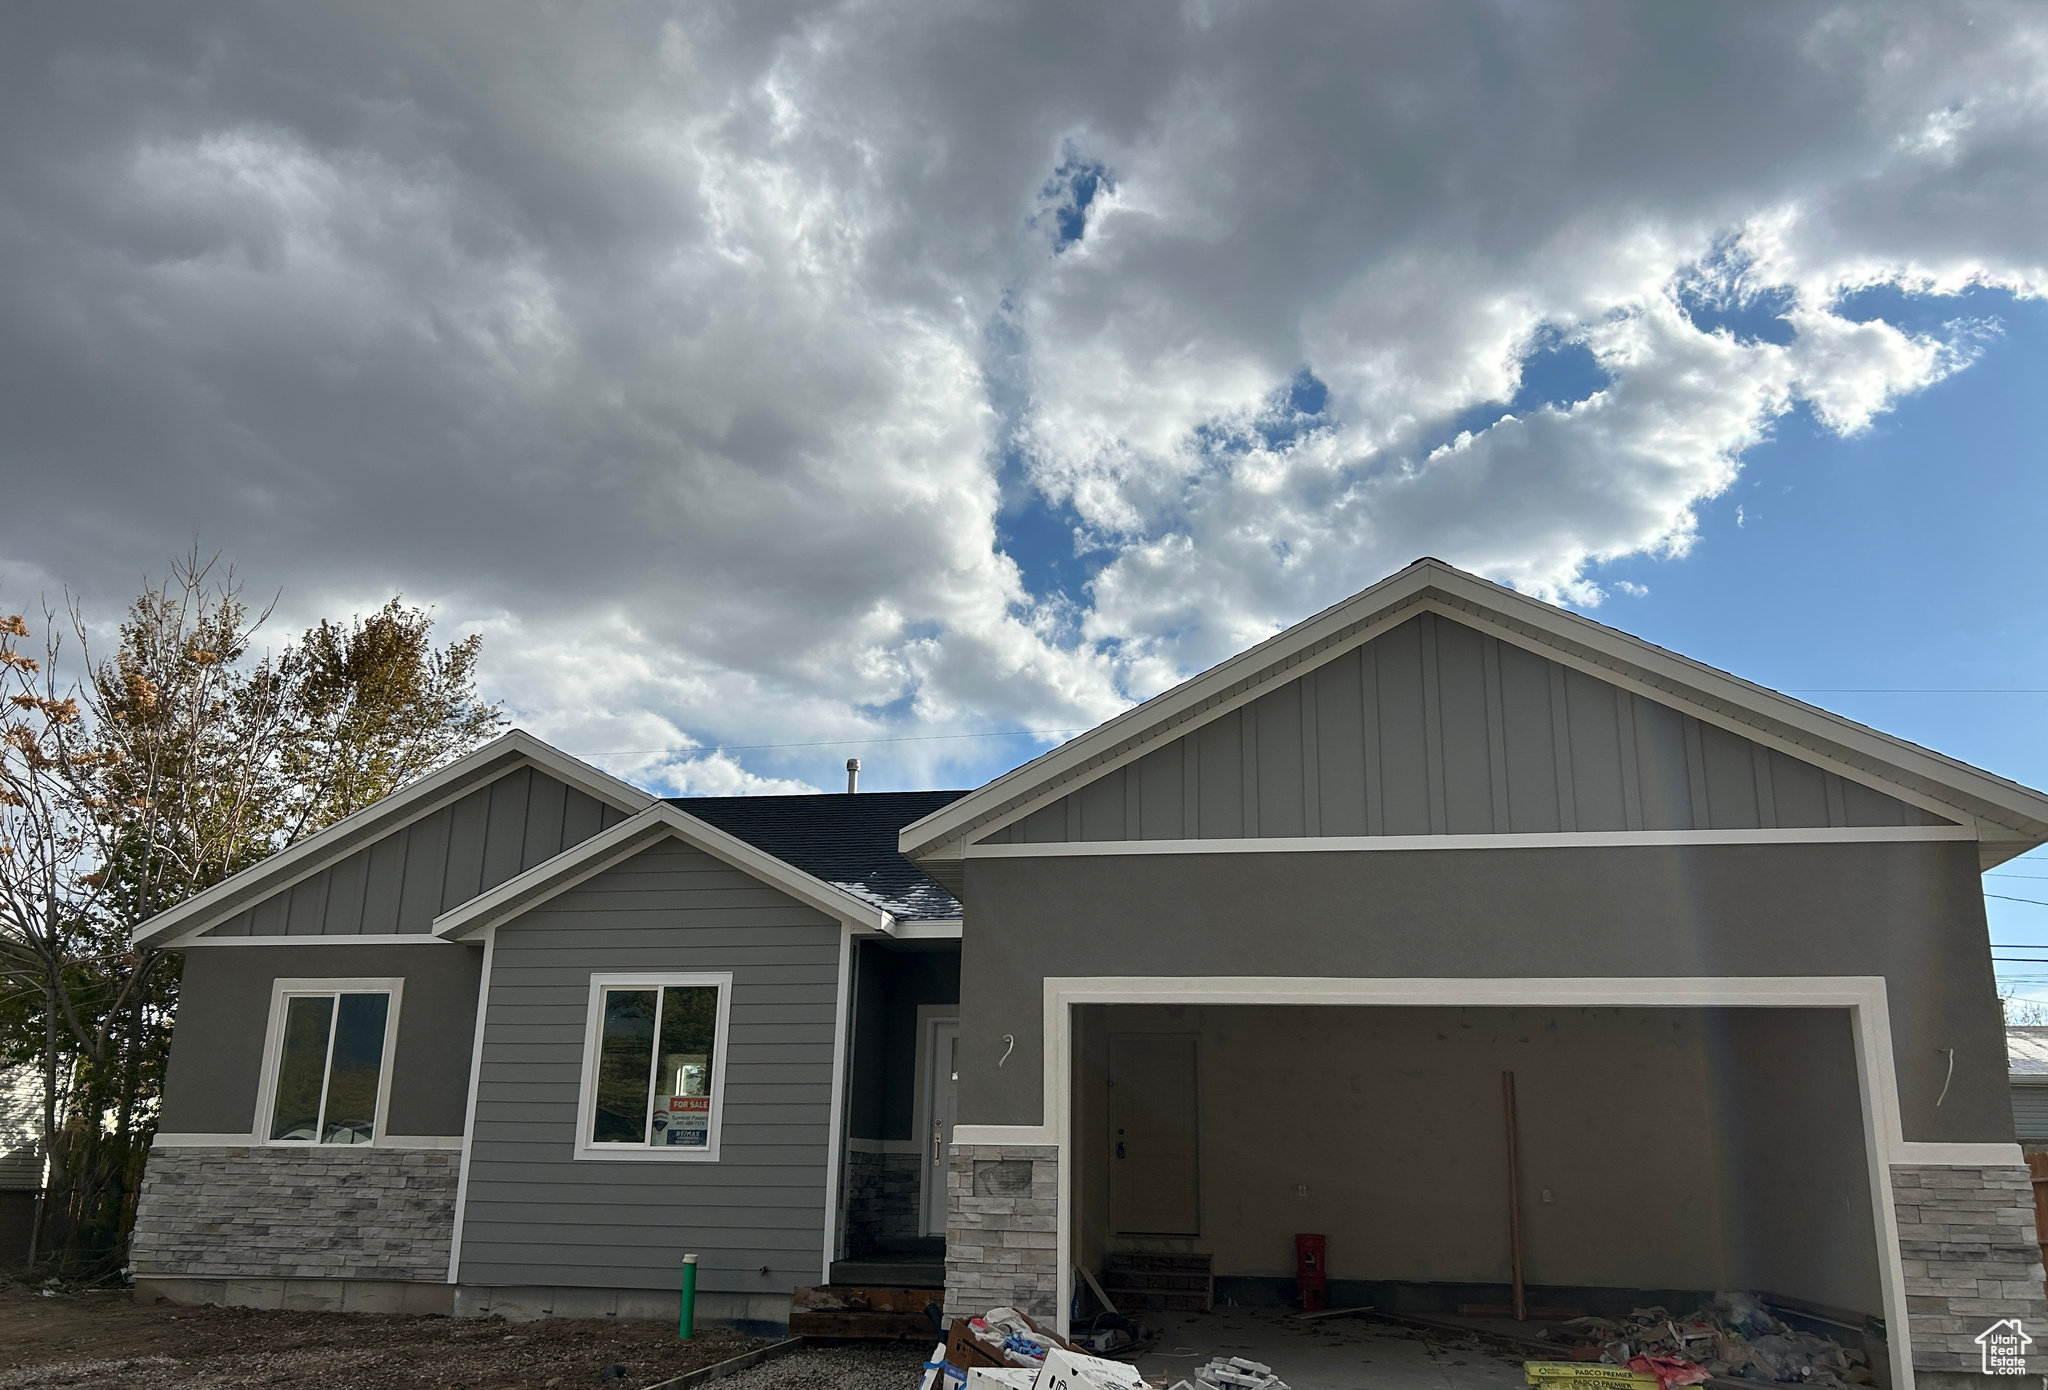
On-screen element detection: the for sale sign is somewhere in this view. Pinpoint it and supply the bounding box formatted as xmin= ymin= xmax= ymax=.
xmin=653 ymin=1094 xmax=711 ymax=1147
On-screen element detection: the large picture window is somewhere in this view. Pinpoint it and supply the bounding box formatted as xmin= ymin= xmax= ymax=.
xmin=576 ymin=973 xmax=732 ymax=1161
xmin=258 ymin=979 xmax=402 ymax=1145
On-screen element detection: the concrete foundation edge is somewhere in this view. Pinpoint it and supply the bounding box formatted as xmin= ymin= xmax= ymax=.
xmin=134 ymin=1276 xmax=791 ymax=1337
xmin=135 ymin=1275 xmax=455 ymax=1315
xmin=456 ymin=1286 xmax=792 ymax=1339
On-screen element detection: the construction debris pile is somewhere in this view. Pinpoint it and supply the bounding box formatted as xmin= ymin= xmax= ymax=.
xmin=1530 ymin=1293 xmax=1876 ymax=1388
xmin=919 ymin=1306 xmax=1154 ymax=1389
xmin=1167 ymin=1355 xmax=1291 ymax=1390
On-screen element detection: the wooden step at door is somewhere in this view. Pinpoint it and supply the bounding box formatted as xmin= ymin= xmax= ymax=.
xmin=1099 ymin=1253 xmax=1213 ymax=1314
xmin=788 ymin=1285 xmax=943 ymax=1340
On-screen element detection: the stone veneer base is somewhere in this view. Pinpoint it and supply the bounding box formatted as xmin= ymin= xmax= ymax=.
xmin=944 ymin=1142 xmax=1058 ymax=1321
xmin=1893 ymin=1163 xmax=2048 ymax=1376
xmin=130 ymin=1144 xmax=458 ymax=1283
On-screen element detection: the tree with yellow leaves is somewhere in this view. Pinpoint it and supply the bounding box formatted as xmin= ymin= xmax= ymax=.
xmin=0 ymin=551 xmax=499 ymax=1271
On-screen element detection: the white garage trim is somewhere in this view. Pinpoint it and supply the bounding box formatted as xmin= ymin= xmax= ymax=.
xmin=952 ymin=973 xmax=1997 ymax=1390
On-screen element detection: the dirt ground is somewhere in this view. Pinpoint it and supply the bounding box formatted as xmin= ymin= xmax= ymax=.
xmin=0 ymin=1274 xmax=770 ymax=1389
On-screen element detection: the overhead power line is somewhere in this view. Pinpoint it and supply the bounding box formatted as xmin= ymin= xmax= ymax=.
xmin=564 ymin=728 xmax=1089 ymax=758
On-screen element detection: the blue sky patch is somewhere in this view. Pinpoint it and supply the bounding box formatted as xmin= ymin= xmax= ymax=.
xmin=1042 ymin=154 xmax=1110 ymax=251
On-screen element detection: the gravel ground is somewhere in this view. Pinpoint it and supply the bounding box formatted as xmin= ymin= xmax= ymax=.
xmin=720 ymin=1341 xmax=933 ymax=1390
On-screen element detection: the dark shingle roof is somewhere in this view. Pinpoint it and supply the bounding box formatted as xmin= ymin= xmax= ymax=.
xmin=668 ymin=790 xmax=968 ymax=921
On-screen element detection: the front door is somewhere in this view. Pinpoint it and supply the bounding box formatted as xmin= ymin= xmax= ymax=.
xmin=923 ymin=1019 xmax=960 ymax=1237
xmin=1108 ymin=1033 xmax=1202 ymax=1235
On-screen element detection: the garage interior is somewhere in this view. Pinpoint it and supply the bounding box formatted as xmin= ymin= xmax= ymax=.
xmin=1071 ymin=1003 xmax=1893 ymax=1389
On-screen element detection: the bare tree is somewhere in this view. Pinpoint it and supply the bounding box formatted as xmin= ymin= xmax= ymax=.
xmin=0 ymin=552 xmax=294 ymax=1266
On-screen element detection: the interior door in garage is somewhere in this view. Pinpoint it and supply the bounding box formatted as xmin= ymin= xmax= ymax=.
xmin=1108 ymin=1033 xmax=1201 ymax=1235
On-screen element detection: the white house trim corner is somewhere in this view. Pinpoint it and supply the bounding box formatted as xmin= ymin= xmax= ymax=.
xmin=446 ymin=925 xmax=496 ymax=1284
xmin=823 ymin=925 xmax=854 ymax=1282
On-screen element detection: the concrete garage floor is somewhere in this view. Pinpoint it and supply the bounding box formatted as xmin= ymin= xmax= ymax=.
xmin=1131 ymin=1307 xmax=1529 ymax=1390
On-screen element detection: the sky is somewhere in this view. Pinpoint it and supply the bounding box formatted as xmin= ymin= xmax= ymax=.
xmin=2 ymin=5 xmax=2045 ymax=984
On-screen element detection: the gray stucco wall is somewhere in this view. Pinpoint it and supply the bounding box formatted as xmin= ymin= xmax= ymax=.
xmin=957 ymin=838 xmax=2006 ymax=1143
xmin=1711 ymin=1007 xmax=1883 ymax=1313
xmin=982 ymin=612 xmax=1944 ymax=845
xmin=454 ymin=837 xmax=845 ymax=1298
xmin=158 ymin=942 xmax=483 ymax=1136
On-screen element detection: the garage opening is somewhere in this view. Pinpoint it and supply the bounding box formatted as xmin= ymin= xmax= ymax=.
xmin=1070 ymin=1003 xmax=1891 ymax=1390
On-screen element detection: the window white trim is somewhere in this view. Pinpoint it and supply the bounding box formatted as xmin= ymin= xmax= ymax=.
xmin=251 ymin=977 xmax=404 ymax=1148
xmin=572 ymin=971 xmax=734 ymax=1163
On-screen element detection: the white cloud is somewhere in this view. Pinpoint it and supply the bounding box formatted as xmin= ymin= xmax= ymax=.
xmin=1 ymin=1 xmax=2044 ymax=787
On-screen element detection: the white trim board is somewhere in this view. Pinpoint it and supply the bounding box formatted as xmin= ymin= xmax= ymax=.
xmin=446 ymin=925 xmax=496 ymax=1283
xmin=900 ymin=560 xmax=2048 ymax=864
xmin=180 ymin=934 xmax=468 ymax=947
xmin=965 ymin=825 xmax=1976 ymax=858
xmin=823 ymin=925 xmax=854 ymax=1281
xmin=953 ymin=972 xmax=2027 ymax=1390
xmin=136 ymin=730 xmax=654 ymax=950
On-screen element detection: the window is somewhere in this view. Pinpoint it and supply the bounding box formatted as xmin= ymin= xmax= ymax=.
xmin=258 ymin=979 xmax=402 ymax=1145
xmin=576 ymin=973 xmax=732 ymax=1161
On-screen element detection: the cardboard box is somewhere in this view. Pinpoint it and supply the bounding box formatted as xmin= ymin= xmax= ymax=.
xmin=947 ymin=1319 xmax=1012 ymax=1372
xmin=964 ymin=1369 xmax=1041 ymax=1388
xmin=1036 ymin=1345 xmax=1150 ymax=1390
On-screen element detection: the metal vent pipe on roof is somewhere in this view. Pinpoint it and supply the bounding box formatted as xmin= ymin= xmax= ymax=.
xmin=846 ymin=758 xmax=860 ymax=794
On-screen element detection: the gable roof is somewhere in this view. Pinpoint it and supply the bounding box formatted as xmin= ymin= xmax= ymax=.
xmin=902 ymin=558 xmax=2048 ymax=869
xmin=131 ymin=730 xmax=654 ymax=949
xmin=431 ymin=801 xmax=903 ymax=939
xmin=675 ymin=791 xmax=967 ymax=920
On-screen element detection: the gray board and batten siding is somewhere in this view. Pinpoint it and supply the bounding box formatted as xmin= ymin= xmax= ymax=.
xmin=455 ymin=836 xmax=843 ymax=1297
xmin=978 ymin=611 xmax=1950 ymax=845
xmin=203 ymin=768 xmax=630 ymax=938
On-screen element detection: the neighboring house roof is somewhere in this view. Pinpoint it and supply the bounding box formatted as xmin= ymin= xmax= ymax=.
xmin=130 ymin=730 xmax=654 ymax=949
xmin=0 ymin=1064 xmax=45 ymax=1190
xmin=2009 ymin=1026 xmax=2048 ymax=1077
xmin=674 ymin=791 xmax=967 ymax=921
xmin=900 ymin=557 xmax=2048 ymax=869
xmin=431 ymin=801 xmax=914 ymax=940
